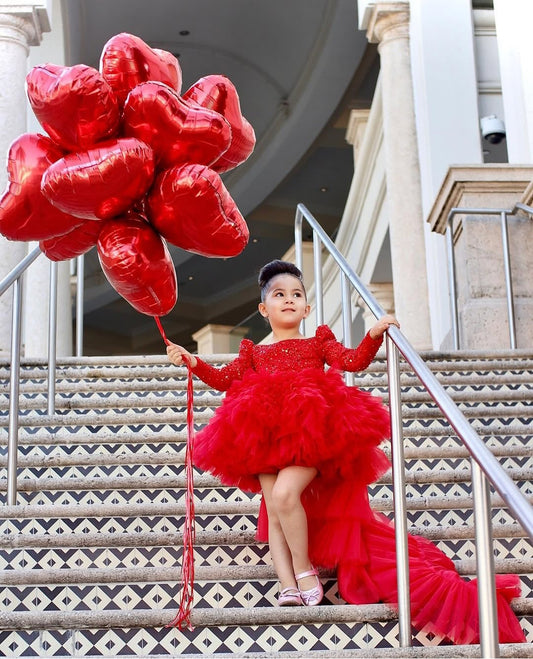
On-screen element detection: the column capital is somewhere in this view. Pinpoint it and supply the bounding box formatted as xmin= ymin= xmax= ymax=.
xmin=0 ymin=3 xmax=51 ymax=47
xmin=366 ymin=2 xmax=410 ymax=46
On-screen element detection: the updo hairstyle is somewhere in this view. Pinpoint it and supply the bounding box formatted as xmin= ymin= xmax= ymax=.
xmin=258 ymin=260 xmax=305 ymax=302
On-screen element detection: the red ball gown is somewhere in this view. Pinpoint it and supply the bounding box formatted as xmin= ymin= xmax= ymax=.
xmin=190 ymin=325 xmax=525 ymax=645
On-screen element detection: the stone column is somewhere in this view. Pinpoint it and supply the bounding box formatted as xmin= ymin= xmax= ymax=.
xmin=366 ymin=2 xmax=432 ymax=349
xmin=0 ymin=7 xmax=51 ymax=355
xmin=192 ymin=324 xmax=248 ymax=355
xmin=357 ymin=282 xmax=395 ymax=335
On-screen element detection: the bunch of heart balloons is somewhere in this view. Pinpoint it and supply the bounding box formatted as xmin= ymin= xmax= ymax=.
xmin=0 ymin=33 xmax=255 ymax=316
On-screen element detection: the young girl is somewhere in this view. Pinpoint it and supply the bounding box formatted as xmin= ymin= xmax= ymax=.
xmin=166 ymin=259 xmax=525 ymax=645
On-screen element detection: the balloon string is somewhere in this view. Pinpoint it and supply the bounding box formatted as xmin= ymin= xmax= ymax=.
xmin=155 ymin=317 xmax=196 ymax=631
xmin=155 ymin=316 xmax=170 ymax=346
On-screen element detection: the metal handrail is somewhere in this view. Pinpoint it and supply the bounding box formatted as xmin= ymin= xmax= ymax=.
xmin=0 ymin=248 xmax=85 ymax=504
xmin=295 ymin=202 xmax=533 ymax=657
xmin=1 ymin=246 xmax=43 ymax=504
xmin=446 ymin=202 xmax=533 ymax=350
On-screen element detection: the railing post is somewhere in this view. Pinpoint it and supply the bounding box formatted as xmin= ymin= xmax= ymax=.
xmin=47 ymin=261 xmax=58 ymax=415
xmin=76 ymin=254 xmax=85 ymax=357
xmin=471 ymin=459 xmax=500 ymax=658
xmin=499 ymin=211 xmax=517 ymax=349
xmin=7 ymin=278 xmax=23 ymax=506
xmin=446 ymin=216 xmax=460 ymax=350
xmin=312 ymin=231 xmax=324 ymax=326
xmin=341 ymin=272 xmax=354 ymax=386
xmin=295 ymin=207 xmax=305 ymax=335
xmin=386 ymin=333 xmax=412 ymax=646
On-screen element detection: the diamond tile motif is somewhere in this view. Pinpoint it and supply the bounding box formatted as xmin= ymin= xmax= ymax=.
xmin=0 ymin=353 xmax=532 ymax=656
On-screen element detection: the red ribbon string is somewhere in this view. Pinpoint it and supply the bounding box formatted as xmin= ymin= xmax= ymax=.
xmin=155 ymin=316 xmax=170 ymax=346
xmin=155 ymin=317 xmax=196 ymax=630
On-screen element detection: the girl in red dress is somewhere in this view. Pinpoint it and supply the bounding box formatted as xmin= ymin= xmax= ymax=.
xmin=166 ymin=260 xmax=525 ymax=645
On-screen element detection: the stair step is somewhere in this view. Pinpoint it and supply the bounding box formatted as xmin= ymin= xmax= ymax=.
xmin=1 ymin=383 xmax=531 ymax=411
xmin=1 ymin=539 xmax=530 ymax=576
xmin=1 ymin=423 xmax=530 ymax=447
xmin=0 ymin=351 xmax=531 ymax=655
xmin=1 ymin=401 xmax=530 ymax=431
xmin=0 ymin=598 xmax=531 ymax=629
xmin=1 ymin=557 xmax=532 ymax=587
xmin=0 ymin=440 xmax=530 ymax=469
xmin=2 ymin=463 xmax=531 ymax=493
xmin=12 ymin=646 xmax=533 ymax=659
xmin=0 ymin=524 xmax=528 ymax=558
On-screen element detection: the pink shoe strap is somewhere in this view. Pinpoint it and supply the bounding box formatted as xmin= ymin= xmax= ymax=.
xmin=280 ymin=587 xmax=300 ymax=596
xmin=295 ymin=567 xmax=318 ymax=580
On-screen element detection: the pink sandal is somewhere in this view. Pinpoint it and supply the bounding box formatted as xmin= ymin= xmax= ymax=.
xmin=295 ymin=567 xmax=323 ymax=606
xmin=278 ymin=586 xmax=303 ymax=606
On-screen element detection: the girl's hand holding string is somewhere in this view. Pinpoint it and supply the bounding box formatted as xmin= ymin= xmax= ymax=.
xmin=167 ymin=342 xmax=198 ymax=369
xmin=369 ymin=314 xmax=400 ymax=340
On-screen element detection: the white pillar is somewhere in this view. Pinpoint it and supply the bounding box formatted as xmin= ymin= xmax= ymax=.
xmin=366 ymin=2 xmax=432 ymax=349
xmin=493 ymin=0 xmax=533 ymax=163
xmin=0 ymin=14 xmax=37 ymax=354
xmin=0 ymin=6 xmax=51 ymax=355
xmin=357 ymin=282 xmax=395 ymax=334
xmin=23 ymin=1 xmax=72 ymax=357
xmin=409 ymin=0 xmax=483 ymax=349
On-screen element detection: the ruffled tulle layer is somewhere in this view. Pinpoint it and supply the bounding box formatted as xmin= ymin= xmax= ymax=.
xmin=193 ymin=367 xmax=391 ymax=492
xmin=258 ymin=477 xmax=526 ymax=645
xmin=193 ymin=366 xmax=526 ymax=645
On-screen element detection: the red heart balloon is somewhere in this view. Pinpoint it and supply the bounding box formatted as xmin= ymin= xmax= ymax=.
xmin=100 ymin=32 xmax=182 ymax=106
xmin=41 ymin=137 xmax=155 ymax=220
xmin=97 ymin=213 xmax=177 ymax=316
xmin=26 ymin=63 xmax=120 ymax=152
xmin=146 ymin=163 xmax=249 ymax=258
xmin=0 ymin=133 xmax=84 ymax=241
xmin=122 ymin=82 xmax=232 ymax=170
xmin=40 ymin=218 xmax=103 ymax=261
xmin=184 ymin=75 xmax=256 ymax=173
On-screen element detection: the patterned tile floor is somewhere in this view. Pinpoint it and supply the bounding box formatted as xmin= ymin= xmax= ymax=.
xmin=0 ymin=355 xmax=532 ymax=655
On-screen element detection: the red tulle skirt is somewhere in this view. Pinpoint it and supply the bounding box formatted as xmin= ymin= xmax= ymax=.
xmin=193 ymin=367 xmax=525 ymax=645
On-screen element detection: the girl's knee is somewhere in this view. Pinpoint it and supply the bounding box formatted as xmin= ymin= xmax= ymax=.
xmin=271 ymin=483 xmax=299 ymax=513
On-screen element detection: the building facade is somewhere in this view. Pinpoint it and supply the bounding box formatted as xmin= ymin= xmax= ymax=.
xmin=0 ymin=0 xmax=531 ymax=356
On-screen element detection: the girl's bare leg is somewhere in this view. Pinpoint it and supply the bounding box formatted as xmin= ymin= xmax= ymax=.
xmin=259 ymin=473 xmax=297 ymax=590
xmin=260 ymin=466 xmax=318 ymax=592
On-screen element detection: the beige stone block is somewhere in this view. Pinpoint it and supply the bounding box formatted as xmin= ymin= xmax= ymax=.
xmin=454 ymin=215 xmax=533 ymax=300
xmin=428 ymin=164 xmax=533 ymax=349
xmin=459 ymin=298 xmax=533 ymax=350
xmin=427 ymin=164 xmax=533 ymax=234
xmin=452 ymin=214 xmax=533 ymax=349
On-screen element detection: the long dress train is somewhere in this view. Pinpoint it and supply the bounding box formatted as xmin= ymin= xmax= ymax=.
xmin=190 ymin=325 xmax=526 ymax=645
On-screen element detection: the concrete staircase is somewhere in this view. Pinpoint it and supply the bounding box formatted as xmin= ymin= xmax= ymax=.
xmin=0 ymin=350 xmax=532 ymax=658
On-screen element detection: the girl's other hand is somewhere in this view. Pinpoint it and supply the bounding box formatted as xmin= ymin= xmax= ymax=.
xmin=166 ymin=342 xmax=197 ymax=368
xmin=369 ymin=314 xmax=400 ymax=339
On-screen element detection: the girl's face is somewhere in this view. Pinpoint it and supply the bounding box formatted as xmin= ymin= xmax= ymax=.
xmin=258 ymin=274 xmax=310 ymax=328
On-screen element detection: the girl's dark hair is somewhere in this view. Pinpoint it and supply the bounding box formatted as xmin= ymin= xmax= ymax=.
xmin=258 ymin=260 xmax=305 ymax=301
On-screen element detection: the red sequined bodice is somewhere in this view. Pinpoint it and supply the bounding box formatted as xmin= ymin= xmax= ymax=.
xmin=191 ymin=325 xmax=382 ymax=391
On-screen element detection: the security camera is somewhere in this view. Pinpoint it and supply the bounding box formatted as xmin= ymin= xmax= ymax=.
xmin=480 ymin=115 xmax=506 ymax=145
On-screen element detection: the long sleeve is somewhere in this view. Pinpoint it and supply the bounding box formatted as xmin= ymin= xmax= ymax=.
xmin=190 ymin=339 xmax=253 ymax=391
xmin=318 ymin=325 xmax=383 ymax=372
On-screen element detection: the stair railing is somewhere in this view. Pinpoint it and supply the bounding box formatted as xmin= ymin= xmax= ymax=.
xmin=446 ymin=202 xmax=533 ymax=349
xmin=0 ymin=248 xmax=85 ymax=505
xmin=1 ymin=246 xmax=44 ymax=505
xmin=295 ymin=202 xmax=533 ymax=658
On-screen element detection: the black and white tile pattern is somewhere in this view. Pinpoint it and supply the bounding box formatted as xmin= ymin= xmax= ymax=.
xmin=0 ymin=354 xmax=532 ymax=656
